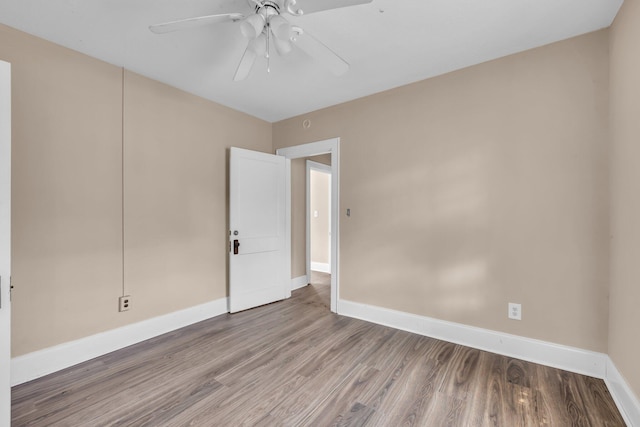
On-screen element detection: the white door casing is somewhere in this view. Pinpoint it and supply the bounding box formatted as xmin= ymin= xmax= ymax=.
xmin=0 ymin=60 xmax=12 ymax=427
xmin=229 ymin=147 xmax=289 ymax=313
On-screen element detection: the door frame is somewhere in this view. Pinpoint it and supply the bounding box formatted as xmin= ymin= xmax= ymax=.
xmin=306 ymin=160 xmax=332 ymax=279
xmin=0 ymin=59 xmax=12 ymax=426
xmin=276 ymin=138 xmax=340 ymax=313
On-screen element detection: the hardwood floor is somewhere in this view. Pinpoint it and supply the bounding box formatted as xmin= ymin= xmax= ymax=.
xmin=12 ymin=273 xmax=625 ymax=426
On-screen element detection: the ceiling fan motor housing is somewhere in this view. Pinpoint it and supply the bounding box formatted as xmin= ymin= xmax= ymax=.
xmin=250 ymin=0 xmax=303 ymax=17
xmin=253 ymin=1 xmax=280 ymax=14
xmin=243 ymin=0 xmax=294 ymax=44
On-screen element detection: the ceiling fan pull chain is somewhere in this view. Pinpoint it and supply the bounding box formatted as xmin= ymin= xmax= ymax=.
xmin=266 ymin=23 xmax=271 ymax=73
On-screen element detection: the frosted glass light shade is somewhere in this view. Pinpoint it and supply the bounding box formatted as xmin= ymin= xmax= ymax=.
xmin=272 ymin=35 xmax=292 ymax=55
xmin=240 ymin=14 xmax=265 ymax=39
xmin=249 ymin=33 xmax=267 ymax=56
xmin=269 ymin=15 xmax=293 ymax=41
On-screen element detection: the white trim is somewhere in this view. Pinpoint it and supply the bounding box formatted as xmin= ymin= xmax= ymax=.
xmin=307 ymin=160 xmax=332 ymax=173
xmin=605 ymin=357 xmax=640 ymax=426
xmin=339 ymin=299 xmax=608 ymax=379
xmin=305 ymin=161 xmax=311 ymax=285
xmin=276 ymin=138 xmax=340 ymax=313
xmin=311 ymin=262 xmax=331 ymax=274
xmin=284 ymin=158 xmax=292 ymax=297
xmin=11 ymin=298 xmax=228 ymax=386
xmin=276 ymin=139 xmax=335 ymax=159
xmin=0 ymin=60 xmax=11 ymax=427
xmin=291 ymin=275 xmax=309 ymax=290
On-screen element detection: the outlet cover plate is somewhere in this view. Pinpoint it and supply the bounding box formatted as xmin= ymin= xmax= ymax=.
xmin=508 ymin=302 xmax=522 ymax=320
xmin=119 ymin=295 xmax=131 ymax=312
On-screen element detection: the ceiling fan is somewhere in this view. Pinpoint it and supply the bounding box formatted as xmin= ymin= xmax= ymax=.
xmin=149 ymin=0 xmax=373 ymax=81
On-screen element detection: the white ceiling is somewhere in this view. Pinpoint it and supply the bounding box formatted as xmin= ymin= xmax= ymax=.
xmin=0 ymin=0 xmax=623 ymax=122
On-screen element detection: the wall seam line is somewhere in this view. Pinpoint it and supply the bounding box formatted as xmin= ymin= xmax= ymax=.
xmin=121 ymin=67 xmax=125 ymax=297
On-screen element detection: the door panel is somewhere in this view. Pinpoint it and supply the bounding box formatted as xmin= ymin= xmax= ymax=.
xmin=229 ymin=148 xmax=288 ymax=313
xmin=0 ymin=60 xmax=12 ymax=427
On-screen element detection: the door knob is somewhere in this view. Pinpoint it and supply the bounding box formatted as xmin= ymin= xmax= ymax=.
xmin=233 ymin=239 xmax=240 ymax=255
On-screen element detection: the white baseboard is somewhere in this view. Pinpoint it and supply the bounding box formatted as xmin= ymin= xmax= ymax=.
xmin=291 ymin=275 xmax=309 ymax=290
xmin=11 ymin=298 xmax=228 ymax=386
xmin=338 ymin=299 xmax=608 ymax=379
xmin=605 ymin=357 xmax=640 ymax=427
xmin=311 ymin=262 xmax=330 ymax=273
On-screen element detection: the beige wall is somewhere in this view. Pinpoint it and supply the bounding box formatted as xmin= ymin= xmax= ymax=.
xmin=2 ymin=24 xmax=271 ymax=356
xmin=274 ymin=31 xmax=611 ymax=352
xmin=123 ymin=71 xmax=271 ymax=321
xmin=609 ymin=0 xmax=640 ymax=399
xmin=310 ymin=169 xmax=330 ymax=265
xmin=3 ymin=24 xmax=124 ymax=355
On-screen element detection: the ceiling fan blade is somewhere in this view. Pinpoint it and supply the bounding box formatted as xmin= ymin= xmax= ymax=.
xmin=292 ymin=0 xmax=372 ymax=15
xmin=293 ymin=28 xmax=349 ymax=76
xmin=149 ymin=13 xmax=244 ymax=34
xmin=234 ymin=44 xmax=258 ymax=81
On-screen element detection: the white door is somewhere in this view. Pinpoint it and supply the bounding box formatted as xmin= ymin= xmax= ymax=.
xmin=229 ymin=147 xmax=289 ymax=313
xmin=0 ymin=60 xmax=12 ymax=427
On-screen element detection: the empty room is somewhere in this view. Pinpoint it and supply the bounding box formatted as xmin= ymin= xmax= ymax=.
xmin=1 ymin=0 xmax=639 ymax=425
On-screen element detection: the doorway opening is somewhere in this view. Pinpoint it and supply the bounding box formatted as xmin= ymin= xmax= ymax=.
xmin=307 ymin=160 xmax=331 ymax=308
xmin=276 ymin=138 xmax=340 ymax=313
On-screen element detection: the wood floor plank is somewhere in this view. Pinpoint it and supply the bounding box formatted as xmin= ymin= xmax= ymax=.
xmin=578 ymin=376 xmax=628 ymax=427
xmin=214 ymin=315 xmax=350 ymax=386
xmin=438 ymin=345 xmax=483 ymax=401
xmin=91 ymin=376 xmax=226 ymax=427
xmin=301 ymin=364 xmax=381 ymax=426
xmin=356 ymin=334 xmax=427 ymax=413
xmin=11 ymin=272 xmax=626 ymax=426
xmin=333 ymin=402 xmax=377 ymax=427
xmin=358 ymin=338 xmax=465 ymax=426
xmin=267 ymin=328 xmax=391 ymax=425
xmin=462 ymin=353 xmax=553 ymax=426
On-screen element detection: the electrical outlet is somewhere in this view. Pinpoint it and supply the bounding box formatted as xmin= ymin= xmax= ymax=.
xmin=508 ymin=303 xmax=522 ymax=320
xmin=119 ymin=295 xmax=131 ymax=312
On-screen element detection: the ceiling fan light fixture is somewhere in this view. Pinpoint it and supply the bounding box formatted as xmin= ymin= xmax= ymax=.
xmin=149 ymin=0 xmax=370 ymax=81
xmin=249 ymin=33 xmax=268 ymax=56
xmin=269 ymin=15 xmax=293 ymax=41
xmin=284 ymin=0 xmax=304 ymax=16
xmin=290 ymin=26 xmax=303 ymax=42
xmin=240 ymin=13 xmax=265 ymax=39
xmin=272 ymin=35 xmax=292 ymax=55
